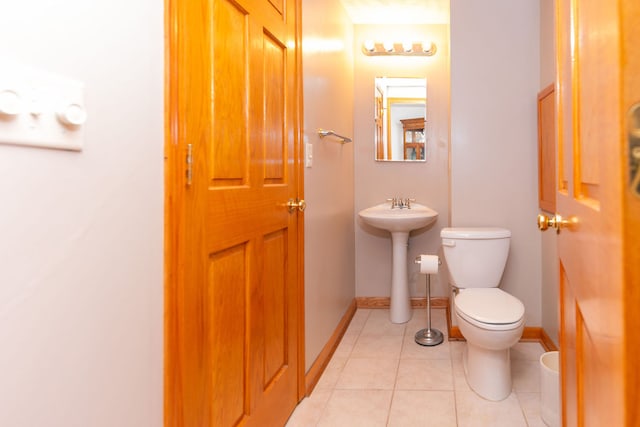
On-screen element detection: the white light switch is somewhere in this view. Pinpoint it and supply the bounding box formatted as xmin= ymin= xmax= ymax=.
xmin=305 ymin=142 xmax=313 ymax=167
xmin=0 ymin=60 xmax=86 ymax=151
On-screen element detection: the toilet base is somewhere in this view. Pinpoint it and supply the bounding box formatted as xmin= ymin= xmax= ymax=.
xmin=455 ymin=303 xmax=524 ymax=402
xmin=463 ymin=343 xmax=512 ymax=401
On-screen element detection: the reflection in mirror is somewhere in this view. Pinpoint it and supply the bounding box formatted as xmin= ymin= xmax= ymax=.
xmin=374 ymin=77 xmax=427 ymax=162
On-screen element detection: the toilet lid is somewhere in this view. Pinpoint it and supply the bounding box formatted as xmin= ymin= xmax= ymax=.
xmin=455 ymin=288 xmax=524 ymax=324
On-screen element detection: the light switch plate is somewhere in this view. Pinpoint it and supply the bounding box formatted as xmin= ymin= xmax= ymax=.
xmin=0 ymin=60 xmax=86 ymax=151
xmin=305 ymin=142 xmax=313 ymax=167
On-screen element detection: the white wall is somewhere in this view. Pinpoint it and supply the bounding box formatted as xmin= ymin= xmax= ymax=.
xmin=450 ymin=0 xmax=542 ymax=325
xmin=354 ymin=23 xmax=451 ymax=300
xmin=540 ymin=0 xmax=556 ymax=86
xmin=0 ymin=1 xmax=163 ymax=425
xmin=302 ymin=0 xmax=355 ymax=372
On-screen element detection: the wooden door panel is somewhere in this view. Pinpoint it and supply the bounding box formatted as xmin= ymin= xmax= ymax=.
xmin=559 ymin=264 xmax=577 ymax=427
xmin=574 ymin=0 xmax=610 ymax=193
xmin=574 ymin=307 xmax=588 ymax=426
xmin=267 ymin=0 xmax=284 ymax=16
xmin=252 ymin=0 xmax=287 ymax=26
xmin=263 ymin=33 xmax=286 ymax=183
xmin=575 ymin=311 xmax=599 ymax=427
xmin=242 ymin=0 xmax=289 ymax=41
xmin=537 ymin=85 xmax=555 ymax=212
xmin=556 ymin=0 xmax=571 ymax=196
xmin=213 ymin=0 xmax=249 ymax=185
xmin=575 ymin=305 xmax=622 ymax=427
xmin=263 ymin=230 xmax=288 ymax=385
xmin=208 ymin=199 xmax=290 ymax=251
xmin=211 ymin=244 xmax=248 ymax=426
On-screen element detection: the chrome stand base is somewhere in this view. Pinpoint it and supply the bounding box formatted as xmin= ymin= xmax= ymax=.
xmin=414 ymin=263 xmax=444 ymax=347
xmin=415 ymin=328 xmax=444 ymax=346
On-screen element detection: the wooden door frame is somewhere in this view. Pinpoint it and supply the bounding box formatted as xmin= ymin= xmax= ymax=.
xmin=292 ymin=0 xmax=306 ymax=404
xmin=163 ymin=0 xmax=183 ymax=421
xmin=162 ymin=0 xmax=306 ymax=424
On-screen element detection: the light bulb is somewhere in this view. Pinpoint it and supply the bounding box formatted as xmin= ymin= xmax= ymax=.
xmin=422 ymin=41 xmax=434 ymax=53
xmin=363 ymin=40 xmax=375 ymax=52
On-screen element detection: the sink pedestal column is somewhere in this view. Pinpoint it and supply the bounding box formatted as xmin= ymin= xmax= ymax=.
xmin=390 ymin=231 xmax=411 ymax=323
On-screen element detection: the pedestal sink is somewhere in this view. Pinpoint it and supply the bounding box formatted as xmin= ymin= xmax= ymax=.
xmin=359 ymin=202 xmax=438 ymax=323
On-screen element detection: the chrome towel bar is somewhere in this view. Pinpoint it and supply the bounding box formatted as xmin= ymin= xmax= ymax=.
xmin=317 ymin=129 xmax=352 ymax=143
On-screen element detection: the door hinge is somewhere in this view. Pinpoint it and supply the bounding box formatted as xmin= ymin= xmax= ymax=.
xmin=185 ymin=143 xmax=193 ymax=186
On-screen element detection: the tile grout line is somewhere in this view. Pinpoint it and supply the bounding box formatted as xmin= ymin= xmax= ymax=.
xmin=313 ymin=310 xmax=366 ymax=427
xmin=385 ymin=331 xmax=409 ymax=426
xmin=313 ymin=388 xmax=335 ymax=427
xmin=450 ymin=340 xmax=461 ymax=427
xmin=514 ymin=391 xmax=532 ymax=427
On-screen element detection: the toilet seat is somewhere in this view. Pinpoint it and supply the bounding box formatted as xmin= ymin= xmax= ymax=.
xmin=455 ymin=288 xmax=524 ymax=330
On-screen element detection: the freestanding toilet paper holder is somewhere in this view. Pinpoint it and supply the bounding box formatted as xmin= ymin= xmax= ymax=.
xmin=414 ymin=255 xmax=444 ymax=346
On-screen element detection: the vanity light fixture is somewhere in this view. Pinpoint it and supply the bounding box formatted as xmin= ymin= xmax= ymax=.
xmin=361 ymin=40 xmax=436 ymax=56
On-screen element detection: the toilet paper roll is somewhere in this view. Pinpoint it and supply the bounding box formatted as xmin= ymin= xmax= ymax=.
xmin=418 ymin=254 xmax=439 ymax=274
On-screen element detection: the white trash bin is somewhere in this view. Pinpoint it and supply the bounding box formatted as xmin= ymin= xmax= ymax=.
xmin=540 ymin=351 xmax=560 ymax=427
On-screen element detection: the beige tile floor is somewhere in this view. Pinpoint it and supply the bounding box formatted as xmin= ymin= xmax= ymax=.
xmin=286 ymin=308 xmax=548 ymax=427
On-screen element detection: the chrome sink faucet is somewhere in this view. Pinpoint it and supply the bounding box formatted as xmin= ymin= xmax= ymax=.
xmin=387 ymin=197 xmax=416 ymax=209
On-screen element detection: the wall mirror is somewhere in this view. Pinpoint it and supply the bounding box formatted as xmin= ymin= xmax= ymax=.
xmin=374 ymin=77 xmax=427 ymax=162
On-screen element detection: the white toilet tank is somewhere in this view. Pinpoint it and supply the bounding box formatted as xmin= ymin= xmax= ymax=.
xmin=441 ymin=227 xmax=511 ymax=288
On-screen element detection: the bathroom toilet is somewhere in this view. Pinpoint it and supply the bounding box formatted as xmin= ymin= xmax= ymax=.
xmin=441 ymin=227 xmax=525 ymax=401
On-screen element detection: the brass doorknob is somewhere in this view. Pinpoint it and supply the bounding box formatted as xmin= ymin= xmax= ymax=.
xmin=537 ymin=213 xmax=571 ymax=233
xmin=287 ymin=198 xmax=306 ymax=213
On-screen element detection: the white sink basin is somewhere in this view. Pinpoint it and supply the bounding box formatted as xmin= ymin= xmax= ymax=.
xmin=358 ymin=202 xmax=438 ymax=233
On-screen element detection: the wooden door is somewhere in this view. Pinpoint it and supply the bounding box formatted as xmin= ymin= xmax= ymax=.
xmin=165 ymin=0 xmax=304 ymax=426
xmin=555 ymin=0 xmax=640 ymax=425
